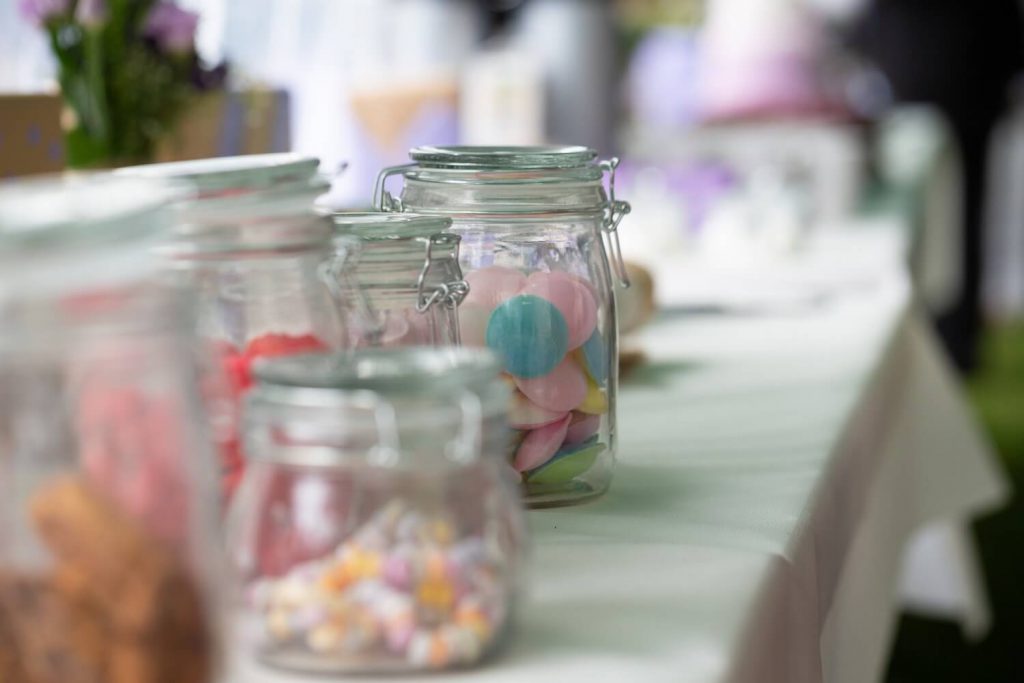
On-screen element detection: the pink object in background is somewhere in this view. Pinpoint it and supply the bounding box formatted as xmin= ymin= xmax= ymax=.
xmin=699 ymin=0 xmax=830 ymax=120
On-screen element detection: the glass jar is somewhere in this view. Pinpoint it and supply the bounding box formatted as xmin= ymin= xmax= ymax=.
xmin=0 ymin=175 xmax=223 ymax=683
xmin=226 ymin=348 xmax=525 ymax=674
xmin=375 ymin=145 xmax=631 ymax=506
xmin=329 ymin=212 xmax=467 ymax=349
xmin=121 ymin=154 xmax=357 ymax=498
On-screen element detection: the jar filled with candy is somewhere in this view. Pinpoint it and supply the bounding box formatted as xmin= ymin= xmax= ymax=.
xmin=122 ymin=154 xmax=357 ymax=498
xmin=376 ymin=146 xmax=631 ymax=506
xmin=227 ymin=348 xmax=525 ymax=674
xmin=329 ymin=212 xmax=466 ymax=348
xmin=0 ymin=176 xmax=223 ymax=683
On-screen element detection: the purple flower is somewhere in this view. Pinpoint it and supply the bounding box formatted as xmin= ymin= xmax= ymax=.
xmin=18 ymin=0 xmax=70 ymax=26
xmin=144 ymin=2 xmax=199 ymax=54
xmin=74 ymin=0 xmax=106 ymax=28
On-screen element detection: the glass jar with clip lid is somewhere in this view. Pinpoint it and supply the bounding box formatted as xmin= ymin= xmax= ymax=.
xmin=374 ymin=145 xmax=631 ymax=506
xmin=120 ymin=154 xmax=359 ymax=498
xmin=226 ymin=348 xmax=525 ymax=674
xmin=329 ymin=212 xmax=467 ymax=349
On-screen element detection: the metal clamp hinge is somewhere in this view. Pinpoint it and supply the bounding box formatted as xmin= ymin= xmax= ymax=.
xmin=374 ymin=163 xmax=416 ymax=212
xmin=416 ymin=233 xmax=469 ymax=313
xmin=598 ymin=157 xmax=632 ymax=289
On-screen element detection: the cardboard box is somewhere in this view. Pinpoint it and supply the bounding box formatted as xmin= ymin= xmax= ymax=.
xmin=0 ymin=90 xmax=290 ymax=178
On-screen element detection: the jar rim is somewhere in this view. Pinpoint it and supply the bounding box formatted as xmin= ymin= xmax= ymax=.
xmin=409 ymin=145 xmax=597 ymax=170
xmin=117 ymin=153 xmax=323 ymax=196
xmin=328 ymin=211 xmax=452 ymax=240
xmin=253 ymin=348 xmax=502 ymax=399
xmin=161 ymin=215 xmax=338 ymax=258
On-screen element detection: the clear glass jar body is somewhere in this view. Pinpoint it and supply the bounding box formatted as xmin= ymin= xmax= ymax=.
xmin=330 ymin=216 xmax=465 ymax=349
xmin=345 ymin=243 xmax=463 ymax=348
xmin=380 ymin=147 xmax=628 ymax=506
xmin=0 ymin=177 xmax=223 ymax=683
xmin=226 ymin=350 xmax=525 ymax=674
xmin=123 ymin=155 xmax=350 ymax=498
xmin=167 ymin=237 xmax=352 ymax=499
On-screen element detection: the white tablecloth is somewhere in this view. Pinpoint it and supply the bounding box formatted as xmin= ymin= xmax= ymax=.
xmin=232 ymin=269 xmax=1006 ymax=683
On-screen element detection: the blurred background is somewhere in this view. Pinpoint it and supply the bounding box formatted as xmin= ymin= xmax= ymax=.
xmin=2 ymin=0 xmax=1023 ymax=678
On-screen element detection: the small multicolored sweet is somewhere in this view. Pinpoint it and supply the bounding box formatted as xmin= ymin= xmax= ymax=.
xmin=514 ymin=357 xmax=588 ymax=413
xmin=485 ymin=295 xmax=568 ymax=379
xmin=521 ymin=271 xmax=597 ymax=350
xmin=508 ymin=391 xmax=567 ymax=430
xmin=577 ymin=329 xmax=608 ymax=385
xmin=513 ymin=413 xmax=572 ymax=473
xmin=564 ymin=412 xmax=601 ymax=445
xmin=525 ymin=440 xmax=605 ymax=486
xmin=249 ymin=501 xmax=511 ymax=672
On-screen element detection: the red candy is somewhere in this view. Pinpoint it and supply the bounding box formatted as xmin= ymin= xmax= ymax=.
xmin=245 ymin=332 xmax=328 ymax=359
xmin=214 ymin=333 xmax=328 ymax=499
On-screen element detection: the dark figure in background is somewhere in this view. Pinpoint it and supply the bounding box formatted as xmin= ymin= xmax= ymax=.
xmin=850 ymin=0 xmax=1023 ymax=373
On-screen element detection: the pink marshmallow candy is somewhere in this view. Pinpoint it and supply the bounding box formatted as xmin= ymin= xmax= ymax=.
xmin=513 ymin=413 xmax=572 ymax=472
xmin=521 ymin=271 xmax=597 ymax=350
xmin=464 ymin=266 xmax=527 ymax=312
xmin=509 ymin=391 xmax=568 ymax=429
xmin=515 ymin=357 xmax=587 ymax=413
xmin=565 ymin=412 xmax=601 ymax=445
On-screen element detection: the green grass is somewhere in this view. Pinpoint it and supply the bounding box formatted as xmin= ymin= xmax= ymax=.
xmin=887 ymin=322 xmax=1024 ymax=681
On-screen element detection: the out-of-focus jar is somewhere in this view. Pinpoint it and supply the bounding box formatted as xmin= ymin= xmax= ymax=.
xmin=329 ymin=212 xmax=466 ymax=348
xmin=120 ymin=154 xmax=357 ymax=497
xmin=376 ymin=145 xmax=631 ymax=506
xmin=227 ymin=348 xmax=525 ymax=674
xmin=0 ymin=175 xmax=223 ymax=683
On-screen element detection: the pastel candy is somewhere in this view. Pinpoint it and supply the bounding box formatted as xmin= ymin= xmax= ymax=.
xmin=577 ymin=377 xmax=608 ymax=415
xmin=513 ymin=413 xmax=571 ymax=472
xmin=526 ymin=441 xmax=605 ymax=485
xmin=464 ymin=266 xmax=527 ymax=311
xmin=576 ymin=329 xmax=608 ymax=384
xmin=522 ymin=271 xmax=597 ymax=350
xmin=486 ymin=295 xmax=568 ymax=379
xmin=458 ymin=303 xmax=490 ymax=347
xmin=564 ymin=412 xmax=601 ymax=445
xmin=514 ymin=357 xmax=587 ymax=413
xmin=509 ymin=391 xmax=568 ymax=429
xmin=404 ymin=308 xmax=435 ymax=345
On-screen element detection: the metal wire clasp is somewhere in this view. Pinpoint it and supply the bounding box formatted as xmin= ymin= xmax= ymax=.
xmin=598 ymin=157 xmax=632 ymax=289
xmin=374 ymin=163 xmax=416 ymax=212
xmin=415 ymin=233 xmax=469 ymax=313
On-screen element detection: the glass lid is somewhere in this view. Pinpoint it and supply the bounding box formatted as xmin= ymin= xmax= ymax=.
xmin=329 ymin=211 xmax=452 ymax=241
xmin=254 ymin=348 xmax=502 ymax=398
xmin=409 ymin=145 xmax=598 ymax=170
xmin=0 ymin=174 xmax=179 ymax=253
xmin=117 ymin=153 xmax=322 ymax=195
